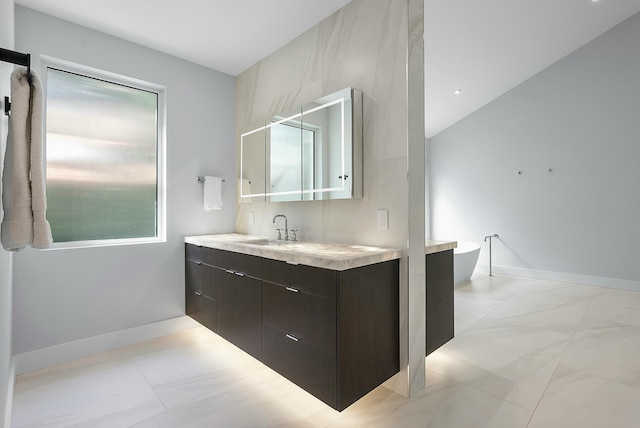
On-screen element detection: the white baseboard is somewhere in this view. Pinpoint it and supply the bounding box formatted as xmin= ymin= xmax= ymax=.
xmin=14 ymin=316 xmax=199 ymax=376
xmin=476 ymin=264 xmax=640 ymax=292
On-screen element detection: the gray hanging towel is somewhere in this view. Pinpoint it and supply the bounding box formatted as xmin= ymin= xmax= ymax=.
xmin=1 ymin=66 xmax=53 ymax=250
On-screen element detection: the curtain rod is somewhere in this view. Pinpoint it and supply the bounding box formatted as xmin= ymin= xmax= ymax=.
xmin=1 ymin=47 xmax=32 ymax=116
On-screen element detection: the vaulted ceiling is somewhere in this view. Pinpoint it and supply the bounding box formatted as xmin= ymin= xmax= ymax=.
xmin=15 ymin=0 xmax=640 ymax=137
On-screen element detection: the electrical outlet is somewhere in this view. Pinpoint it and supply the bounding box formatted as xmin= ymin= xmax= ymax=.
xmin=249 ymin=212 xmax=254 ymax=226
xmin=377 ymin=209 xmax=389 ymax=230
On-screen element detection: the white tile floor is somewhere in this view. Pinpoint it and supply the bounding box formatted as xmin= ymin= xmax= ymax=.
xmin=12 ymin=274 xmax=640 ymax=427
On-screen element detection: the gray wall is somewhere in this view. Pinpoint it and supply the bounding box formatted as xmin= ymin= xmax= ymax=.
xmin=0 ymin=0 xmax=15 ymax=423
xmin=12 ymin=6 xmax=236 ymax=354
xmin=430 ymin=11 xmax=640 ymax=288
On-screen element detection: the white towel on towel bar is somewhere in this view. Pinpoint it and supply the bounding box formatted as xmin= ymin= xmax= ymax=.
xmin=1 ymin=67 xmax=53 ymax=251
xmin=203 ymin=176 xmax=223 ymax=211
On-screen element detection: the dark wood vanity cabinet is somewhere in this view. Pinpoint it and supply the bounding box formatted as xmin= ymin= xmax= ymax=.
xmin=184 ymin=243 xmax=399 ymax=411
xmin=426 ymin=249 xmax=454 ymax=356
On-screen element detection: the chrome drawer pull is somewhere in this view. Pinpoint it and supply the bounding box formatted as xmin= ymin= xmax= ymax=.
xmin=194 ymin=291 xmax=202 ymax=296
xmin=195 ymin=260 xmax=202 ymax=265
xmin=226 ymin=269 xmax=235 ymax=274
xmin=235 ymin=272 xmax=246 ymax=277
xmin=286 ymin=261 xmax=299 ymax=265
xmin=285 ymin=286 xmax=299 ymax=293
xmin=286 ymin=334 xmax=299 ymax=342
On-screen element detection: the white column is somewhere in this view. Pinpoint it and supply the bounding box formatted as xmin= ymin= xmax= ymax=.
xmin=406 ymin=0 xmax=426 ymax=396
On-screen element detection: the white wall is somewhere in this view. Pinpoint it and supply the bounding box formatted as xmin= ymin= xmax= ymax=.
xmin=430 ymin=12 xmax=640 ymax=289
xmin=0 ymin=0 xmax=15 ymax=424
xmin=12 ymin=6 xmax=236 ymax=356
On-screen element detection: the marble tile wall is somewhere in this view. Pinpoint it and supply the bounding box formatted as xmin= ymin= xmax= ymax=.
xmin=235 ymin=0 xmax=424 ymax=398
xmin=235 ymin=0 xmax=410 ymax=250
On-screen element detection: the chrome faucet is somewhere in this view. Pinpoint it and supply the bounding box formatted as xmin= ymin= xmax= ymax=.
xmin=273 ymin=215 xmax=288 ymax=240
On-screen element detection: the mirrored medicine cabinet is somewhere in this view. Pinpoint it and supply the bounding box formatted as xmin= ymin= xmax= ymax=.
xmin=238 ymin=87 xmax=363 ymax=203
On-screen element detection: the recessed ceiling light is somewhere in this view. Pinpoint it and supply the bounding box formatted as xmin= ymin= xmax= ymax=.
xmin=453 ymin=89 xmax=462 ymax=95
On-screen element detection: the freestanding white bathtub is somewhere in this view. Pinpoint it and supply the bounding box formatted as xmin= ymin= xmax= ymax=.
xmin=453 ymin=241 xmax=481 ymax=285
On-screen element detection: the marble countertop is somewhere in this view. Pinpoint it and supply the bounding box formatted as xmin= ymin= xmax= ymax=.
xmin=184 ymin=234 xmax=403 ymax=271
xmin=425 ymin=240 xmax=457 ymax=254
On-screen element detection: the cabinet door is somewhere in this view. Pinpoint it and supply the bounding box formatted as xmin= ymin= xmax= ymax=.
xmin=263 ymin=324 xmax=336 ymax=408
xmin=215 ymin=268 xmax=262 ymax=360
xmin=426 ymin=250 xmax=454 ymax=355
xmin=235 ymin=275 xmax=262 ymax=360
xmin=215 ymin=267 xmax=237 ymax=343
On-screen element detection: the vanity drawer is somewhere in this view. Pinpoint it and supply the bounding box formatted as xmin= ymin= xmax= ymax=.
xmin=215 ymin=249 xmax=261 ymax=277
xmin=263 ymin=323 xmax=336 ymax=408
xmin=185 ymin=258 xmax=216 ymax=299
xmin=261 ymin=258 xmax=337 ymax=299
xmin=263 ymin=281 xmax=336 ymax=353
xmin=185 ymin=277 xmax=217 ymax=331
xmin=185 ymin=244 xmax=215 ymax=266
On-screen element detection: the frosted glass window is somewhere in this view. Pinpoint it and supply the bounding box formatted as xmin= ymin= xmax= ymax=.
xmin=45 ymin=65 xmax=164 ymax=245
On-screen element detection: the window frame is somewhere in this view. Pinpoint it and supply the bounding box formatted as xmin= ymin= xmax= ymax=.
xmin=41 ymin=56 xmax=167 ymax=250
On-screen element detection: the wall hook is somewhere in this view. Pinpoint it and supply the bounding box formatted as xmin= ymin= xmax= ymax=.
xmin=547 ymin=168 xmax=552 ymax=173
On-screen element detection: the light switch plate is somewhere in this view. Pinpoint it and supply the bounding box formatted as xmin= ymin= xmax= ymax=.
xmin=377 ymin=209 xmax=389 ymax=230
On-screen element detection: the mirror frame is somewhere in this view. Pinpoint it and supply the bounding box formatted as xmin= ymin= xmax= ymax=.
xmin=238 ymin=87 xmax=362 ymax=202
